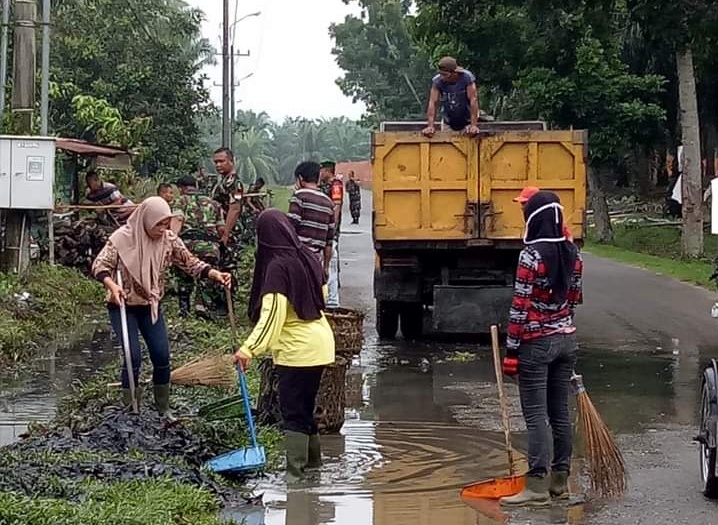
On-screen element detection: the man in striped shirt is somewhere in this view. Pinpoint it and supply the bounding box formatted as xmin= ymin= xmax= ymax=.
xmin=287 ymin=161 xmax=336 ymax=277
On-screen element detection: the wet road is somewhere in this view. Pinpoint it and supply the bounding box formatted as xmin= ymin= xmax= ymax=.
xmin=3 ymin=189 xmax=718 ymax=524
xmin=227 ymin=190 xmax=718 ymax=525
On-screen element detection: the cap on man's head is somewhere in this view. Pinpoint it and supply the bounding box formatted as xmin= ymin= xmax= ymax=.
xmin=177 ymin=175 xmax=197 ymax=188
xmin=513 ymin=186 xmax=540 ymax=203
xmin=320 ymin=160 xmax=336 ymax=170
xmin=438 ymin=56 xmax=458 ymax=72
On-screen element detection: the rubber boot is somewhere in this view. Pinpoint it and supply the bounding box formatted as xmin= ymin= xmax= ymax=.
xmin=307 ymin=434 xmax=322 ymax=469
xmin=153 ymin=383 xmax=176 ymax=422
xmin=500 ymin=475 xmax=551 ymax=507
xmin=285 ymin=431 xmax=309 ymax=481
xmin=178 ymin=293 xmax=191 ymax=318
xmin=549 ymin=471 xmax=570 ymax=500
xmin=121 ymin=386 xmax=143 ymax=410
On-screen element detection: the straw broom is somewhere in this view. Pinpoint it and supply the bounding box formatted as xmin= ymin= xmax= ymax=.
xmin=169 ymin=289 xmax=243 ymax=388
xmin=107 ymin=354 xmax=235 ymax=389
xmin=571 ymin=372 xmax=627 ymax=498
xmin=170 ymin=354 xmax=236 ymax=388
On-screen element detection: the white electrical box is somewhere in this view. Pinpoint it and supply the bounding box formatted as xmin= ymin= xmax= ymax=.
xmin=0 ymin=135 xmax=56 ymax=210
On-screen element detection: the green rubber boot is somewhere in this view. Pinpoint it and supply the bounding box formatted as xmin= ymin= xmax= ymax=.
xmin=285 ymin=431 xmax=309 ymax=481
xmin=549 ymin=471 xmax=570 ymax=500
xmin=500 ymin=475 xmax=551 ymax=507
xmin=307 ymin=434 xmax=322 ymax=469
xmin=153 ymin=384 xmax=176 ymax=422
xmin=121 ymin=387 xmax=142 ymax=409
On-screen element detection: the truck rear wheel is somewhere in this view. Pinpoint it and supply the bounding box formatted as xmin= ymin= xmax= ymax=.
xmin=376 ymin=301 xmax=399 ymax=339
xmin=400 ymin=303 xmax=423 ymax=340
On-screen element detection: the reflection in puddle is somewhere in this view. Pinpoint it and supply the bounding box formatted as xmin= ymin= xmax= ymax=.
xmin=0 ymin=328 xmax=115 ymax=446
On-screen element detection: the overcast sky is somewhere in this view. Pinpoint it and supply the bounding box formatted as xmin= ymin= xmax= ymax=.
xmin=186 ymin=0 xmax=365 ymax=123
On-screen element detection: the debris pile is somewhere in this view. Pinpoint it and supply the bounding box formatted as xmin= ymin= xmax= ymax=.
xmin=53 ymin=215 xmax=116 ymax=272
xmin=0 ymin=409 xmax=229 ymax=499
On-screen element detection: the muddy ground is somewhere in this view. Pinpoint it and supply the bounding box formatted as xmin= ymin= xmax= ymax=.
xmin=223 ymin=190 xmax=718 ymax=525
xmin=4 ymin=190 xmax=718 ymax=524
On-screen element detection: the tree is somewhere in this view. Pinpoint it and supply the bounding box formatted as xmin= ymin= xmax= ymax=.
xmin=331 ymin=0 xmax=433 ymax=124
xmin=628 ymin=0 xmax=718 ymax=256
xmin=232 ymin=127 xmax=278 ymax=184
xmin=51 ymin=0 xmax=213 ymax=176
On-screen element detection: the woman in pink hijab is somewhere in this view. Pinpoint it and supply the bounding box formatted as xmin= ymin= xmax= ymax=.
xmin=92 ymin=197 xmax=232 ymax=416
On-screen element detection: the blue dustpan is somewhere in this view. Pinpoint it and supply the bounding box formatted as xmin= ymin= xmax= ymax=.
xmin=205 ymin=366 xmax=267 ymax=475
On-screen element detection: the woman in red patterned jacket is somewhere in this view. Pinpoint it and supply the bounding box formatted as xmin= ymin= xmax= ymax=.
xmin=500 ymin=191 xmax=583 ymax=508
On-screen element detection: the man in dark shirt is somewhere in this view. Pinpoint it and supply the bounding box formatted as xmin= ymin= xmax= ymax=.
xmin=422 ymin=56 xmax=480 ymax=137
xmin=84 ymin=171 xmax=134 ymax=222
xmin=288 ymin=161 xmax=335 ymax=277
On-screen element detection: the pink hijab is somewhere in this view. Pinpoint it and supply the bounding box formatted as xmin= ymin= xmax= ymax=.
xmin=109 ymin=196 xmax=172 ymax=323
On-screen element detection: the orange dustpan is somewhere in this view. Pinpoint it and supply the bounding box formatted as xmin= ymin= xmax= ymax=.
xmin=461 ymin=325 xmax=525 ymax=500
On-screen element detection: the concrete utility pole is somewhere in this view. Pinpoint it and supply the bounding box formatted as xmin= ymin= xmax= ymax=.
xmin=0 ymin=0 xmax=10 ymax=126
xmin=221 ymin=0 xmax=230 ymax=148
xmin=0 ymin=0 xmax=35 ymax=273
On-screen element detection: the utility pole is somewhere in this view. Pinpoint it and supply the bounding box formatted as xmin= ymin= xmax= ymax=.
xmin=0 ymin=0 xmax=10 ymax=126
xmin=229 ymin=45 xmax=251 ymax=151
xmin=221 ymin=0 xmax=230 ymax=148
xmin=0 ymin=0 xmax=35 ymax=273
xmin=41 ymin=0 xmax=53 ymax=265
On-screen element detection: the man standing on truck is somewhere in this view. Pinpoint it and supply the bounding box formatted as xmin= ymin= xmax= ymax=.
xmin=319 ymin=160 xmax=343 ymax=308
xmin=422 ymin=56 xmax=480 ymax=138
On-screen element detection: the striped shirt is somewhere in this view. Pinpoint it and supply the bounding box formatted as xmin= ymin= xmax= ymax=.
xmin=287 ymin=188 xmax=336 ymax=253
xmin=506 ymin=246 xmax=583 ymax=353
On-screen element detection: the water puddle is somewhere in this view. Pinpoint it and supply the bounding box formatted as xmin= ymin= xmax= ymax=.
xmin=0 ymin=327 xmax=116 ymax=446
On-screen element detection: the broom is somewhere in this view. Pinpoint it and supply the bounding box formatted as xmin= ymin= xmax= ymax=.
xmin=170 ymin=354 xmax=236 ymax=388
xmin=168 ymin=288 xmax=243 ymax=388
xmin=571 ymin=372 xmax=627 ymax=498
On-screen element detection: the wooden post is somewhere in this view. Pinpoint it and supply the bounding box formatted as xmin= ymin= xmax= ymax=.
xmin=0 ymin=0 xmax=35 ymax=273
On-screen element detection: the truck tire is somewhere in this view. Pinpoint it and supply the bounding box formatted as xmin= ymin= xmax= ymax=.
xmin=376 ymin=301 xmax=399 ymax=339
xmin=400 ymin=303 xmax=423 ymax=340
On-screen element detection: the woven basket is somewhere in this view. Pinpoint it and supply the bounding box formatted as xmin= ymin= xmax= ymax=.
xmin=325 ymin=307 xmax=365 ymax=356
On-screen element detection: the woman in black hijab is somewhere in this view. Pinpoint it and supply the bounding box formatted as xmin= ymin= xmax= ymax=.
xmin=233 ymin=209 xmax=335 ymax=481
xmin=500 ymin=191 xmax=584 ymax=507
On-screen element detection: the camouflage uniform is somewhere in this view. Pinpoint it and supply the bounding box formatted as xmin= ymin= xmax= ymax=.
xmin=173 ymin=188 xmax=225 ymax=316
xmin=212 ymin=172 xmax=245 ymax=269
xmin=346 ymin=179 xmax=361 ymax=223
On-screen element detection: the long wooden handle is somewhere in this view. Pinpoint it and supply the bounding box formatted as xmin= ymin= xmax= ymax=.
xmin=117 ymin=271 xmax=139 ymax=414
xmin=225 ymin=288 xmax=238 ymax=341
xmin=491 ymin=324 xmax=514 ymax=476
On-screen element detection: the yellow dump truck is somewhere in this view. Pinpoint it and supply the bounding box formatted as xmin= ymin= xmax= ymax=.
xmin=372 ymin=122 xmax=587 ymax=337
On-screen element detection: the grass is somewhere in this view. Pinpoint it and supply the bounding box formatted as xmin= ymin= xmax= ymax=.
xmin=268 ymin=185 xmax=294 ymax=212
xmin=0 ymin=251 xmax=283 ymax=521
xmin=0 ymin=479 xmax=230 ymax=525
xmin=0 ymin=264 xmax=104 ymax=364
xmin=585 ymin=223 xmax=717 ymax=289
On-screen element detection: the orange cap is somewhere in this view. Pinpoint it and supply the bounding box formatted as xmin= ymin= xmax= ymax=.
xmin=513 ymin=186 xmax=540 ymax=203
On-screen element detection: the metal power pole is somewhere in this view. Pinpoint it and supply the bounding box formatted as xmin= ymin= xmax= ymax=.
xmin=0 ymin=0 xmax=10 ymax=127
xmin=1 ymin=0 xmax=35 ymax=273
xmin=221 ymin=0 xmax=231 ymax=148
xmin=230 ymin=43 xmax=235 ymax=150
xmin=41 ymin=0 xmax=53 ymax=264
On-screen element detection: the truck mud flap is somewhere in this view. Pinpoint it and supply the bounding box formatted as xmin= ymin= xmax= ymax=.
xmin=432 ymin=285 xmax=513 ymax=334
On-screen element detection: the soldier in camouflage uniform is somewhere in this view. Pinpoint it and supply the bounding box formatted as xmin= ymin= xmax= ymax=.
xmin=211 ymin=148 xmax=245 ymax=268
xmin=174 ymin=175 xmax=226 ymax=317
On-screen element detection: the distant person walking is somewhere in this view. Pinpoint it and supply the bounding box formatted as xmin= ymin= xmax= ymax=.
xmin=346 ymin=171 xmax=362 ymax=224
xmin=500 ymin=191 xmax=583 ymax=507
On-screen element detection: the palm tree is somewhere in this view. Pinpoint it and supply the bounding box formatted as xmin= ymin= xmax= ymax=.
xmin=233 ymin=127 xmax=278 ymax=184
